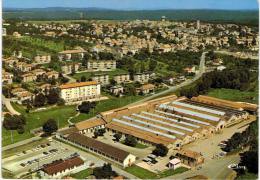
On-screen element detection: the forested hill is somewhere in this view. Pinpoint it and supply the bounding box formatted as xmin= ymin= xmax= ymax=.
xmin=3 ymin=8 xmax=259 ymax=25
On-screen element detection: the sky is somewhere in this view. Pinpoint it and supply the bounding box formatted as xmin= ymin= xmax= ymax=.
xmin=3 ymin=0 xmax=259 ymax=10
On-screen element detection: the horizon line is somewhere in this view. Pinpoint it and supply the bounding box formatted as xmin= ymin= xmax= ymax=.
xmin=3 ymin=6 xmax=259 ymax=11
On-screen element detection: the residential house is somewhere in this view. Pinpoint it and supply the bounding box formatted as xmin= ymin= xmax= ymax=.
xmin=110 ymin=85 xmax=124 ymax=96
xmin=21 ymin=73 xmax=37 ymax=82
xmin=2 ymin=71 xmax=13 ymax=84
xmin=135 ymin=84 xmax=155 ymax=95
xmin=34 ymin=55 xmax=51 ymax=64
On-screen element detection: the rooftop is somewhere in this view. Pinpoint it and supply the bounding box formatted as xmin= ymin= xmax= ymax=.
xmin=60 ymin=81 xmax=98 ymax=89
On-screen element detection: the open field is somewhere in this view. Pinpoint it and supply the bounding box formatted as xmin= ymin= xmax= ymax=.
xmin=3 ymin=94 xmax=145 ymax=146
xmin=72 ymin=68 xmax=128 ymax=80
xmin=70 ymin=168 xmax=93 ymax=179
xmin=125 ymin=165 xmax=188 ymax=179
xmin=207 ymin=88 xmax=258 ymax=104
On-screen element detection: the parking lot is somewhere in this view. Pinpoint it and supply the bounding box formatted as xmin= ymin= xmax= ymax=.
xmin=2 ymin=139 xmax=80 ymax=178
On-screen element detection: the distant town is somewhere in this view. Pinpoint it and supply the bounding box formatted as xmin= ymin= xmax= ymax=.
xmin=2 ymin=8 xmax=259 ymax=180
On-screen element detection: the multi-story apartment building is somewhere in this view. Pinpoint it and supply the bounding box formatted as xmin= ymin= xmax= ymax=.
xmin=133 ymin=73 xmax=151 ymax=83
xmin=34 ymin=55 xmax=51 ymax=64
xmin=58 ymin=49 xmax=86 ymax=61
xmin=91 ymin=74 xmax=109 ymax=86
xmin=59 ymin=81 xmax=101 ymax=103
xmin=87 ymin=60 xmax=116 ymax=71
xmin=61 ymin=63 xmax=80 ymax=74
xmin=113 ymin=74 xmax=130 ymax=84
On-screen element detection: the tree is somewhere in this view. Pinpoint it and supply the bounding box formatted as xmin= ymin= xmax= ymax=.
xmin=93 ymin=163 xmax=117 ymax=179
xmin=124 ymin=135 xmax=137 ymax=147
xmin=3 ymin=114 xmax=26 ymax=132
xmin=113 ymin=133 xmax=122 ymax=142
xmin=78 ymin=101 xmax=96 ymax=113
xmin=81 ymin=76 xmax=87 ymax=82
xmin=152 ymin=144 xmax=169 ymax=157
xmin=93 ymin=128 xmax=106 ymax=138
xmin=149 ymin=59 xmax=157 ymax=71
xmin=239 ymin=151 xmax=258 ymax=174
xmin=34 ymin=93 xmax=46 ymax=107
xmin=42 ymin=119 xmax=58 ymax=135
xmin=110 ymin=79 xmax=117 ymax=86
xmin=46 ymin=88 xmax=60 ymax=105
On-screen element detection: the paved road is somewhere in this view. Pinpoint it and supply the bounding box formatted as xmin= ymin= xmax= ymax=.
xmin=128 ymin=51 xmax=207 ymax=105
xmin=162 ymin=154 xmax=239 ymax=180
xmin=2 ymin=136 xmax=41 ymax=151
xmin=2 ymin=95 xmax=21 ymax=115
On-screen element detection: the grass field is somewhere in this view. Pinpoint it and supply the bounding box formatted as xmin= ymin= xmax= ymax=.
xmin=3 ymin=94 xmax=144 ymax=146
xmin=125 ymin=165 xmax=188 ymax=179
xmin=207 ymin=88 xmax=258 ymax=104
xmin=236 ymin=172 xmax=258 ymax=180
xmin=71 ymin=94 xmax=144 ymax=123
xmin=71 ymin=168 xmax=93 ymax=179
xmin=72 ymin=69 xmax=128 ymax=81
xmin=2 ymin=103 xmax=78 ymax=146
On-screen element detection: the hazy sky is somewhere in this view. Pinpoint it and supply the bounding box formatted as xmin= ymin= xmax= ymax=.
xmin=3 ymin=0 xmax=259 ymax=10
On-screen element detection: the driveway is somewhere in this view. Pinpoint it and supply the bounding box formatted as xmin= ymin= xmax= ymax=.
xmin=2 ymin=95 xmax=21 ymax=115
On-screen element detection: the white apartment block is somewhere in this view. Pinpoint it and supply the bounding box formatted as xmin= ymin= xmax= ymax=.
xmin=60 ymin=81 xmax=101 ymax=103
xmin=87 ymin=60 xmax=116 ymax=71
xmin=91 ymin=74 xmax=109 ymax=86
xmin=133 ymin=73 xmax=151 ymax=83
xmin=113 ymin=74 xmax=130 ymax=84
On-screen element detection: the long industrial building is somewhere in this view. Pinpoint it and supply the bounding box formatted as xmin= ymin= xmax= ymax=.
xmin=100 ymin=95 xmax=253 ymax=149
xmin=60 ymin=94 xmax=256 ymax=152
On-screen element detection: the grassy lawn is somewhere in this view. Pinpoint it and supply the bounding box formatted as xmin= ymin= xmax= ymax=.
xmin=71 ymin=95 xmax=144 ymax=123
xmin=72 ymin=68 xmax=128 ymax=80
xmin=159 ymin=167 xmax=189 ymax=178
xmin=3 ymin=103 xmax=78 ymax=146
xmin=125 ymin=165 xmax=188 ymax=179
xmin=207 ymin=88 xmax=258 ymax=104
xmin=236 ymin=172 xmax=258 ymax=180
xmin=70 ymin=168 xmax=93 ymax=179
xmin=3 ymin=94 xmax=144 ymax=146
xmin=125 ymin=165 xmax=158 ymax=179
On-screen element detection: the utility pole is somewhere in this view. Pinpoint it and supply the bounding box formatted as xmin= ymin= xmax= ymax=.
xmin=10 ymin=130 xmax=13 ymax=144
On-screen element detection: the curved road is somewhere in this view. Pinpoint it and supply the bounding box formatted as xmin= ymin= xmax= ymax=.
xmin=129 ymin=51 xmax=207 ymax=105
xmin=2 ymin=95 xmax=21 ymax=116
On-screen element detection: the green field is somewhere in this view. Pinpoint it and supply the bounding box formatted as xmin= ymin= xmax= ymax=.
xmin=71 ymin=94 xmax=144 ymax=123
xmin=71 ymin=169 xmax=93 ymax=179
xmin=72 ymin=69 xmax=128 ymax=81
xmin=3 ymin=103 xmax=78 ymax=146
xmin=3 ymin=94 xmax=144 ymax=146
xmin=236 ymin=172 xmax=258 ymax=180
xmin=207 ymin=88 xmax=258 ymax=104
xmin=125 ymin=165 xmax=188 ymax=179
